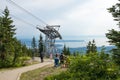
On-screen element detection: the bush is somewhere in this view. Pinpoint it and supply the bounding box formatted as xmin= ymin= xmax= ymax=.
xmin=45 ymin=53 xmax=120 ymax=80
xmin=0 ymin=56 xmax=13 ymax=68
xmin=12 ymin=56 xmax=31 ymax=67
xmin=44 ymin=71 xmax=71 ymax=80
xmin=112 ymin=49 xmax=120 ymax=66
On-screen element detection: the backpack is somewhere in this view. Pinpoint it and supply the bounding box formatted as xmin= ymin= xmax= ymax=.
xmin=60 ymin=54 xmax=64 ymax=60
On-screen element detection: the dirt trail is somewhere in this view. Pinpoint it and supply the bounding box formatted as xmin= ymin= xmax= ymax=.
xmin=0 ymin=59 xmax=53 ymax=80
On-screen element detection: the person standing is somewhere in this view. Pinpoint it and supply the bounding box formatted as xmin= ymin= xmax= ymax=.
xmin=50 ymin=53 xmax=53 ymax=59
xmin=59 ymin=53 xmax=65 ymax=67
xmin=54 ymin=54 xmax=59 ymax=67
xmin=40 ymin=52 xmax=44 ymax=62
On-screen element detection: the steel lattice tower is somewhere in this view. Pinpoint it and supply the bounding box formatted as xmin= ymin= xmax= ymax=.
xmin=37 ymin=25 xmax=62 ymax=57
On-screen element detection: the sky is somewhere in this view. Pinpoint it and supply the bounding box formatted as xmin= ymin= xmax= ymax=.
xmin=0 ymin=0 xmax=119 ymax=40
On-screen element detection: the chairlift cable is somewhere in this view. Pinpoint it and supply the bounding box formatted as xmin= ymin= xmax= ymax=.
xmin=0 ymin=9 xmax=35 ymax=28
xmin=5 ymin=0 xmax=48 ymax=25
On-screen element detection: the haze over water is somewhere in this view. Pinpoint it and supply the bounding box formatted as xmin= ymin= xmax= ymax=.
xmin=55 ymin=36 xmax=110 ymax=48
xmin=20 ymin=36 xmax=111 ymax=48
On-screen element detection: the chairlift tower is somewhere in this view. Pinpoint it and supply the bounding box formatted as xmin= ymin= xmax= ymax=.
xmin=37 ymin=25 xmax=62 ymax=57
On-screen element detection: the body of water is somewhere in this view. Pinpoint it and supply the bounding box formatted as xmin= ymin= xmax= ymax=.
xmin=19 ymin=36 xmax=114 ymax=53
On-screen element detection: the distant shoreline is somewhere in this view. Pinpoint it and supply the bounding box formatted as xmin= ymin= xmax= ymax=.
xmin=19 ymin=38 xmax=114 ymax=53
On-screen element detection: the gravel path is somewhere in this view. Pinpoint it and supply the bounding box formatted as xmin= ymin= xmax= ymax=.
xmin=0 ymin=59 xmax=53 ymax=80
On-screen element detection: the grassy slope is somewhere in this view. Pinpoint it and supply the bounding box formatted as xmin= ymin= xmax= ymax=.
xmin=20 ymin=65 xmax=66 ymax=80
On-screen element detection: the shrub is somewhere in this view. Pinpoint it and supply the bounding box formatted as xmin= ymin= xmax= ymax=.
xmin=45 ymin=53 xmax=120 ymax=80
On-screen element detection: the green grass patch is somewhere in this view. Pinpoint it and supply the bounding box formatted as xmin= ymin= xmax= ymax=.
xmin=20 ymin=65 xmax=67 ymax=80
xmin=0 ymin=60 xmax=39 ymax=72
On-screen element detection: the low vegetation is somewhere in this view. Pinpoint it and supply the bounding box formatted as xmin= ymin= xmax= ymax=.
xmin=45 ymin=53 xmax=120 ymax=80
xmin=20 ymin=65 xmax=66 ymax=80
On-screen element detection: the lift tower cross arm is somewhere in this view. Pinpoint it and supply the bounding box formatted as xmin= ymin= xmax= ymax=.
xmin=36 ymin=25 xmax=62 ymax=57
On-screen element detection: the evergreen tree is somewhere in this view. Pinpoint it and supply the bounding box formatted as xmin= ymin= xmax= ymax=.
xmin=31 ymin=36 xmax=37 ymax=59
xmin=91 ymin=40 xmax=97 ymax=53
xmin=62 ymin=45 xmax=71 ymax=55
xmin=66 ymin=47 xmax=71 ymax=55
xmin=86 ymin=41 xmax=91 ymax=53
xmin=99 ymin=45 xmax=109 ymax=61
xmin=0 ymin=7 xmax=16 ymax=63
xmin=38 ymin=34 xmax=43 ymax=54
xmin=12 ymin=39 xmax=22 ymax=65
xmin=21 ymin=44 xmax=28 ymax=56
xmin=106 ymin=1 xmax=120 ymax=65
xmin=100 ymin=46 xmax=106 ymax=58
xmin=38 ymin=34 xmax=44 ymax=62
xmin=73 ymin=52 xmax=76 ymax=56
xmin=86 ymin=40 xmax=97 ymax=54
xmin=0 ymin=17 xmax=5 ymax=60
xmin=0 ymin=7 xmax=33 ymax=67
xmin=62 ymin=44 xmax=67 ymax=55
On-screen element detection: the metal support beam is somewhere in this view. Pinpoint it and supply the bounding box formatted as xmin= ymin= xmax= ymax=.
xmin=37 ymin=25 xmax=62 ymax=58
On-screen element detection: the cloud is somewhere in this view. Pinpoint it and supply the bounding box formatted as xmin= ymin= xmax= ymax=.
xmin=12 ymin=0 xmax=75 ymax=11
xmin=0 ymin=0 xmax=119 ymax=38
xmin=48 ymin=0 xmax=118 ymax=36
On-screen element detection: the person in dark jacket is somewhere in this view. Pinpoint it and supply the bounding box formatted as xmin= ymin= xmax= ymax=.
xmin=60 ymin=53 xmax=66 ymax=68
xmin=54 ymin=54 xmax=59 ymax=67
xmin=40 ymin=52 xmax=44 ymax=62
